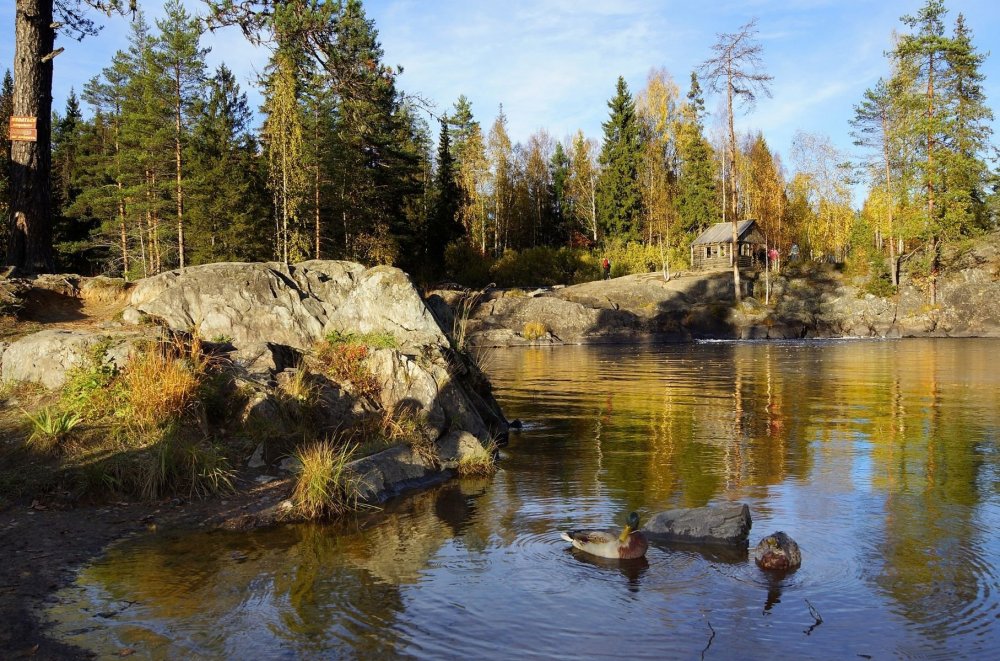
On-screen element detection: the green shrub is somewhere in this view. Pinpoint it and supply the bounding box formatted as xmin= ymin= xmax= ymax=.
xmin=445 ymin=241 xmax=495 ymax=287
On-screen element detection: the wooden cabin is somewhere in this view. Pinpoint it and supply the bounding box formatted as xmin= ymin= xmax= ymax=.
xmin=690 ymin=219 xmax=766 ymax=271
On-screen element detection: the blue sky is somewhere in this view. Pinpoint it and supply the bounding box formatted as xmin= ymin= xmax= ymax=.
xmin=2 ymin=0 xmax=998 ymax=178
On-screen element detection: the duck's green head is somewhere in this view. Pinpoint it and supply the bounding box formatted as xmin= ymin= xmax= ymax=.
xmin=619 ymin=512 xmax=641 ymax=541
xmin=627 ymin=511 xmax=641 ymax=530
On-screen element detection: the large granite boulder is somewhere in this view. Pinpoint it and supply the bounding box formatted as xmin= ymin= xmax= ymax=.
xmin=322 ymin=266 xmax=449 ymax=348
xmin=1 ymin=329 xmax=138 ymax=390
xmin=644 ymin=503 xmax=752 ymax=546
xmin=123 ymin=262 xmax=327 ymax=351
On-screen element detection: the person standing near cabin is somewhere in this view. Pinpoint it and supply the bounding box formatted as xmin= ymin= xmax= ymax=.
xmin=602 ymin=257 xmax=611 ymax=280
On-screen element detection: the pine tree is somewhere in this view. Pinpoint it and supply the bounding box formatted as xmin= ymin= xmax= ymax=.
xmin=699 ymin=18 xmax=772 ymax=300
xmin=120 ymin=12 xmax=173 ymax=275
xmin=154 ymin=0 xmax=209 ymax=270
xmin=79 ymin=52 xmax=133 ymax=277
xmin=597 ymin=76 xmax=642 ymax=242
xmin=891 ymin=0 xmax=993 ymax=302
xmin=851 ymin=78 xmax=904 ymax=284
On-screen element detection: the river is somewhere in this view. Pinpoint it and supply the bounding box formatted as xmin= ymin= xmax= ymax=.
xmin=48 ymin=339 xmax=1000 ymax=658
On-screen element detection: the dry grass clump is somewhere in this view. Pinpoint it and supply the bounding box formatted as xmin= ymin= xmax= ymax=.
xmin=118 ymin=349 xmax=201 ymax=430
xmin=456 ymin=439 xmax=499 ymax=477
xmin=80 ymin=276 xmax=129 ymax=304
xmin=278 ymin=364 xmax=317 ymax=404
xmin=292 ymin=441 xmax=363 ymax=519
xmin=451 ymin=287 xmax=490 ymax=351
xmin=522 ymin=320 xmax=548 ymax=341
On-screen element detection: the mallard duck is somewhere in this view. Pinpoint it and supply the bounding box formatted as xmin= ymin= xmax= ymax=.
xmin=753 ymin=531 xmax=801 ymax=571
xmin=560 ymin=512 xmax=648 ymax=560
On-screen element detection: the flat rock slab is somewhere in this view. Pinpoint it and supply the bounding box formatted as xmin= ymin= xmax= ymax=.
xmin=644 ymin=503 xmax=752 ymax=546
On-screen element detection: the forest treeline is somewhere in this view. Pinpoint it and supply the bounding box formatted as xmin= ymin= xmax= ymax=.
xmin=0 ymin=0 xmax=995 ymax=295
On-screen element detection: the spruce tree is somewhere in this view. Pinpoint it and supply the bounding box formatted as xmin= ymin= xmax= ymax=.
xmin=427 ymin=119 xmax=463 ymax=271
xmin=597 ymin=76 xmax=642 ymax=242
xmin=0 ymin=70 xmax=13 ymax=252
xmin=549 ymin=141 xmax=570 ymax=245
xmin=675 ymin=72 xmax=719 ymax=238
xmin=448 ymin=94 xmax=478 ymax=169
xmin=322 ymin=0 xmax=421 ymax=266
xmin=51 ymin=90 xmax=92 ymax=271
xmin=187 ymin=64 xmax=269 ymax=264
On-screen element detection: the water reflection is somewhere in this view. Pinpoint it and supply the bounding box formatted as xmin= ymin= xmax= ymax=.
xmin=567 ymin=551 xmax=650 ymax=593
xmin=49 ymin=340 xmax=1000 ymax=658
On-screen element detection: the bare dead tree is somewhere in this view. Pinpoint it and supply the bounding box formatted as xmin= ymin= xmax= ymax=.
xmin=699 ymin=18 xmax=772 ymax=301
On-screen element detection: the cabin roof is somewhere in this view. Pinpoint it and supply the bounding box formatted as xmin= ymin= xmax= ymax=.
xmin=691 ymin=219 xmax=758 ymax=245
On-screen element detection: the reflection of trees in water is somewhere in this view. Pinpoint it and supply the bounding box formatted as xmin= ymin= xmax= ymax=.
xmin=867 ymin=342 xmax=994 ymax=636
xmin=489 ymin=340 xmax=999 ymax=637
xmin=69 ymin=481 xmax=498 ymax=656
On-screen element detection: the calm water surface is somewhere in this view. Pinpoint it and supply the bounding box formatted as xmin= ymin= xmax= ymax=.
xmin=49 ymin=339 xmax=1000 ymax=659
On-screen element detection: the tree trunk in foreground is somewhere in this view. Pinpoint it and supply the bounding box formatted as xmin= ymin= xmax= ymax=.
xmin=7 ymin=0 xmax=55 ymax=272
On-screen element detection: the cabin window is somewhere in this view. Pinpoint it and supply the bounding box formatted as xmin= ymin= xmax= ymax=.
xmin=704 ymin=246 xmax=710 ymax=258
xmin=719 ymin=244 xmax=726 ymax=258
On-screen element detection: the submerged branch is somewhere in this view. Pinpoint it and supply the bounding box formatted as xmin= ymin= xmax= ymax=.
xmin=804 ymin=599 xmax=824 ymax=635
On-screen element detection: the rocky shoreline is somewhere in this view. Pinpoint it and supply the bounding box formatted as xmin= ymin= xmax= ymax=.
xmin=430 ymin=236 xmax=1000 ymax=346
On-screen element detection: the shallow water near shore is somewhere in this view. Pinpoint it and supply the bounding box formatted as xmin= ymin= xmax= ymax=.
xmin=48 ymin=338 xmax=1000 ymax=658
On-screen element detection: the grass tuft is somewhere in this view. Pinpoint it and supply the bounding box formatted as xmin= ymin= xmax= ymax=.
xmin=456 ymin=438 xmax=499 ymax=477
xmin=292 ymin=441 xmax=363 ymax=519
xmin=522 ymin=321 xmax=548 ymax=341
xmin=118 ymin=348 xmax=201 ymax=431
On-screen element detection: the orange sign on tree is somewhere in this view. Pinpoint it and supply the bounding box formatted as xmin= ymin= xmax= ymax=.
xmin=9 ymin=116 xmax=37 ymax=142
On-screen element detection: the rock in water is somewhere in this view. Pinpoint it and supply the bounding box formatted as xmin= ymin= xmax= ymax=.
xmin=752 ymin=531 xmax=801 ymax=571
xmin=643 ymin=503 xmax=752 ymax=546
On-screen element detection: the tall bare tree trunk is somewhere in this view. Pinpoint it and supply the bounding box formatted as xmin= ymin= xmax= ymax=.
xmin=726 ymin=63 xmax=741 ymax=302
xmin=881 ymin=112 xmax=897 ymax=287
xmin=118 ymin=192 xmax=128 ymax=278
xmin=174 ymin=66 xmax=185 ymax=270
xmin=314 ymin=165 xmax=321 ymax=259
xmin=7 ymin=0 xmax=55 ymax=272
